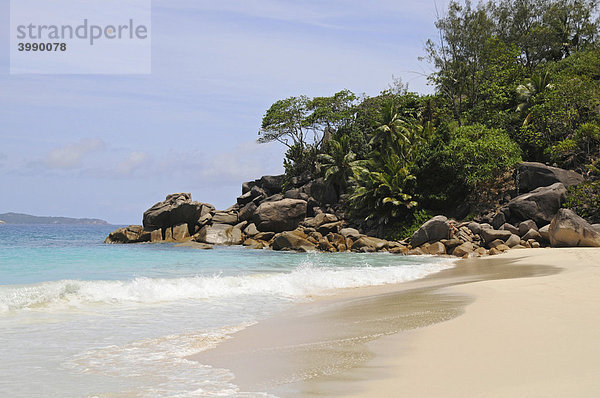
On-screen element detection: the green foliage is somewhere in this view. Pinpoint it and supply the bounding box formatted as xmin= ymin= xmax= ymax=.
xmin=258 ymin=90 xmax=358 ymax=181
xmin=283 ymin=143 xmax=317 ymax=180
xmin=317 ymin=135 xmax=362 ymax=198
xmin=414 ymin=124 xmax=522 ymax=210
xmin=348 ymin=152 xmax=418 ymax=225
xmin=564 ymin=180 xmax=600 ymax=223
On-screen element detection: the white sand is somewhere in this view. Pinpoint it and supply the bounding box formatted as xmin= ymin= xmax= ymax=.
xmin=341 ymin=248 xmax=600 ymax=397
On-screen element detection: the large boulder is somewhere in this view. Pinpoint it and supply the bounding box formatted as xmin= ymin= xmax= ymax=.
xmin=196 ymin=224 xmax=243 ymax=245
xmin=549 ymin=209 xmax=600 ymax=247
xmin=304 ymin=213 xmax=338 ymax=228
xmin=516 ymin=162 xmax=584 ymax=193
xmin=253 ymin=199 xmax=307 ymax=232
xmin=211 ymin=211 xmax=238 ymax=225
xmin=142 ymin=193 xmax=214 ymax=233
xmin=480 ymin=228 xmax=512 ymax=244
xmin=410 ymin=216 xmax=450 ymax=247
xmin=351 ymin=236 xmax=388 ymax=252
xmin=271 ymin=230 xmax=316 ymax=252
xmin=507 ymin=183 xmax=567 ymax=226
xmin=242 ymin=175 xmax=285 ymax=196
xmin=105 ymin=225 xmax=150 ymax=244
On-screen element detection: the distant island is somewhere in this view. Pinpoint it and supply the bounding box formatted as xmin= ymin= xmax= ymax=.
xmin=0 ymin=212 xmax=109 ymax=225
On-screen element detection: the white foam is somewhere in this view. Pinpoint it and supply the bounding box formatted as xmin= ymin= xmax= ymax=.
xmin=0 ymin=258 xmax=455 ymax=314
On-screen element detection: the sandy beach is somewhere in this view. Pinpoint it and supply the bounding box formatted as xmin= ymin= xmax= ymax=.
xmin=191 ymin=248 xmax=600 ymax=397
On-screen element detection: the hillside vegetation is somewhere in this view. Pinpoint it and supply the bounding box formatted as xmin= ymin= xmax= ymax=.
xmin=257 ymin=0 xmax=600 ymax=238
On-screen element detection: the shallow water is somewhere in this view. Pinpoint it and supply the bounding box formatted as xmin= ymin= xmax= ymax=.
xmin=0 ymin=225 xmax=455 ymax=397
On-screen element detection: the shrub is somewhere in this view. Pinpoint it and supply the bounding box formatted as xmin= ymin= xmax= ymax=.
xmin=564 ymin=181 xmax=600 ymax=224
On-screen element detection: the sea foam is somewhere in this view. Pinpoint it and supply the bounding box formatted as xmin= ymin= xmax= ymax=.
xmin=0 ymin=258 xmax=455 ymax=314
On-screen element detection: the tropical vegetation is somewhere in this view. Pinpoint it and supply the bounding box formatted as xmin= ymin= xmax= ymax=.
xmin=257 ymin=0 xmax=600 ymax=237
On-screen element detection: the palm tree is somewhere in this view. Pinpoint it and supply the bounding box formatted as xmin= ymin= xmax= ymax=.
xmin=516 ymin=71 xmax=553 ymax=126
xmin=369 ymin=100 xmax=415 ymax=159
xmin=348 ymin=151 xmax=417 ymax=225
xmin=317 ymin=135 xmax=362 ymax=199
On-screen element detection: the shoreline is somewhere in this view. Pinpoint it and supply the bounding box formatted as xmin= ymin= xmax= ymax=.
xmin=188 ymin=248 xmax=593 ymax=397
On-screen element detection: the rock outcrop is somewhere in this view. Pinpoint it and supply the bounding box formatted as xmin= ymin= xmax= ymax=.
xmin=195 ymin=224 xmax=243 ymax=245
xmin=549 ymin=209 xmax=600 ymax=247
xmin=142 ymin=193 xmax=214 ymax=234
xmin=253 ymin=199 xmax=307 ymax=232
xmin=507 ymin=183 xmax=567 ymax=226
xmin=271 ymin=230 xmax=316 ymax=252
xmin=105 ymin=225 xmax=150 ymax=244
xmin=410 ymin=216 xmax=450 ymax=247
xmin=516 ymin=162 xmax=584 ymax=193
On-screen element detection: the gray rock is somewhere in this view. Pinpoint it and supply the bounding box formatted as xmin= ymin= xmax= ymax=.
xmin=253 ymin=199 xmax=307 ymax=232
xmin=516 ymin=162 xmax=584 ymax=193
xmin=340 ymin=228 xmax=361 ymax=239
xmin=549 ymin=209 xmax=600 ymax=247
xmin=284 ymin=189 xmax=309 ymax=201
xmin=507 ymin=183 xmax=567 ymax=226
xmin=592 ymin=224 xmax=600 ymax=233
xmin=522 ymin=229 xmax=543 ymax=242
xmin=480 ymin=229 xmax=512 ymax=243
xmin=351 ymin=236 xmax=388 ymax=252
xmin=196 ymin=224 xmax=243 ymax=245
xmin=242 ymin=175 xmax=285 ymax=196
xmin=271 ymin=230 xmax=316 ymax=252
xmin=143 ymin=193 xmax=214 ymax=232
xmin=440 ymin=238 xmax=462 ymax=250
xmin=174 ymin=242 xmax=213 ymax=250
xmin=466 ymin=222 xmax=482 ymax=235
xmin=452 ymin=242 xmax=474 ymax=257
xmin=518 ymin=220 xmax=538 ymax=236
xmin=171 ymin=223 xmax=190 ymax=241
xmin=238 ymin=201 xmax=258 ymax=222
xmin=243 ymin=223 xmax=259 ymax=237
xmin=424 ymin=242 xmax=446 ymax=255
xmin=488 ymin=239 xmax=505 ymax=249
xmin=410 ymin=215 xmax=450 ymax=247
xmin=492 ymin=212 xmax=506 ymax=230
xmin=150 ymin=229 xmax=162 ymax=242
xmin=505 ymin=234 xmax=521 ymax=248
xmin=501 ymin=223 xmax=519 ymax=235
xmin=211 ymin=211 xmax=238 ymax=225
xmin=539 ymin=224 xmax=550 ymax=242
xmin=317 ymin=221 xmax=344 ymax=235
xmin=105 ymin=225 xmax=150 ymax=244
xmin=304 ymin=213 xmax=338 ymax=228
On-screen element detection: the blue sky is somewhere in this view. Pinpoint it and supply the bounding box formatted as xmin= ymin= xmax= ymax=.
xmin=0 ymin=0 xmax=448 ymax=224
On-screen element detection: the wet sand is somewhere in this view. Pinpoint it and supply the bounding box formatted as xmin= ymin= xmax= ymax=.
xmin=188 ymin=248 xmax=598 ymax=397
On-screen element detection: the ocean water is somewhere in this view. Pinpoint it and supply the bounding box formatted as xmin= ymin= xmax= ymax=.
xmin=0 ymin=225 xmax=455 ymax=397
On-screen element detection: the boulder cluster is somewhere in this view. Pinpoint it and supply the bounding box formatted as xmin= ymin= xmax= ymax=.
xmin=106 ymin=161 xmax=600 ymax=255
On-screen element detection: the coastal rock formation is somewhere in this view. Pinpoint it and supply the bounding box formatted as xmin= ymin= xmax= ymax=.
xmin=516 ymin=162 xmax=584 ymax=193
xmin=142 ymin=193 xmax=214 ymax=234
xmin=105 ymin=225 xmax=150 ymax=244
xmin=253 ymin=199 xmax=307 ymax=232
xmin=195 ymin=224 xmax=243 ymax=245
xmin=242 ymin=175 xmax=285 ymax=196
xmin=549 ymin=209 xmax=600 ymax=247
xmin=507 ymin=183 xmax=567 ymax=226
xmin=410 ymin=216 xmax=450 ymax=247
xmin=271 ymin=230 xmax=315 ymax=252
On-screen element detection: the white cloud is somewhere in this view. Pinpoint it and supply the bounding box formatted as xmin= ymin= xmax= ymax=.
xmin=115 ymin=151 xmax=150 ymax=175
xmin=45 ymin=138 xmax=105 ymax=169
xmin=198 ymin=141 xmax=284 ymax=184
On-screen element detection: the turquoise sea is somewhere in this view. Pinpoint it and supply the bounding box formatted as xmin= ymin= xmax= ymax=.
xmin=0 ymin=225 xmax=454 ymax=397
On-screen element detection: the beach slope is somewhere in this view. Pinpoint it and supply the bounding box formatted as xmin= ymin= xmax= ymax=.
xmin=339 ymin=248 xmax=600 ymax=397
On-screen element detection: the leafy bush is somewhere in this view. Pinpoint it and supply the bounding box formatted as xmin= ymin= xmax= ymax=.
xmin=414 ymin=124 xmax=522 ymax=210
xmin=564 ymin=181 xmax=600 ymax=224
